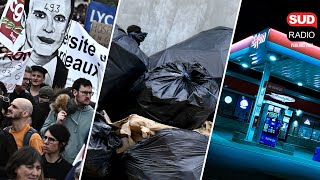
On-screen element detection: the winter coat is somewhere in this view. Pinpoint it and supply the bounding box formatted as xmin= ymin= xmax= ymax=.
xmin=40 ymin=95 xmax=94 ymax=164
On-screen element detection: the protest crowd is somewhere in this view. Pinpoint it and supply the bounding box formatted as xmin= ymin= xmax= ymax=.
xmin=0 ymin=0 xmax=111 ymax=179
xmin=0 ymin=69 xmax=95 ymax=180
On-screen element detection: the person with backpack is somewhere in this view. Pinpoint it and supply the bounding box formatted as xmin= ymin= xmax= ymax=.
xmin=4 ymin=98 xmax=43 ymax=154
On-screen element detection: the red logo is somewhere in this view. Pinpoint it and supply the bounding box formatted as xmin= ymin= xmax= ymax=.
xmin=287 ymin=12 xmax=317 ymax=28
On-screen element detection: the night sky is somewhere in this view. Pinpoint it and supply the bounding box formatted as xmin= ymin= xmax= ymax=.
xmin=233 ymin=0 xmax=320 ymax=46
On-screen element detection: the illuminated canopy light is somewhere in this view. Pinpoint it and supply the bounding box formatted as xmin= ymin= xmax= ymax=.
xmin=297 ymin=82 xmax=303 ymax=86
xmin=296 ymin=109 xmax=303 ymax=116
xmin=252 ymin=60 xmax=259 ymax=64
xmin=269 ymin=55 xmax=277 ymax=61
xmin=241 ymin=62 xmax=249 ymax=68
xmin=224 ymin=96 xmax=232 ymax=104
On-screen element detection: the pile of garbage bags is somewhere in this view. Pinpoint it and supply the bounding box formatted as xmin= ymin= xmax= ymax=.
xmin=85 ymin=25 xmax=233 ymax=179
xmin=123 ymin=128 xmax=208 ymax=180
xmin=99 ymin=25 xmax=232 ymax=125
xmin=82 ymin=113 xmax=122 ymax=179
xmin=83 ymin=114 xmax=210 ymax=180
xmin=137 ymin=62 xmax=219 ymax=129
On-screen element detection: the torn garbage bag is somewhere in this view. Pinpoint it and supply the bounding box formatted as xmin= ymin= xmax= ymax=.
xmin=122 ymin=128 xmax=208 ymax=180
xmin=137 ymin=62 xmax=219 ymax=129
xmin=83 ymin=113 xmax=122 ymax=178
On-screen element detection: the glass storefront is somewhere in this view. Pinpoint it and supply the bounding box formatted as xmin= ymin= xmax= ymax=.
xmin=219 ymin=88 xmax=320 ymax=143
xmin=218 ymin=90 xmax=254 ymax=122
xmin=291 ymin=115 xmax=320 ymax=141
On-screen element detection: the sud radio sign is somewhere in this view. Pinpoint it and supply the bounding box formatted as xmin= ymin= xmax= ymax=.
xmin=286 ymin=12 xmax=318 ymax=43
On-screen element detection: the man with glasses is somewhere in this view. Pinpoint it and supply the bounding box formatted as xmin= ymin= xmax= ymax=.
xmin=40 ymin=78 xmax=94 ymax=164
xmin=8 ymin=66 xmax=35 ymax=105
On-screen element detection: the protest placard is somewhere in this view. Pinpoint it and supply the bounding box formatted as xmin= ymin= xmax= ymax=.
xmin=0 ymin=0 xmax=26 ymax=52
xmin=89 ymin=21 xmax=113 ymax=48
xmin=58 ymin=21 xmax=108 ymax=102
xmin=0 ymin=49 xmax=32 ymax=92
xmin=84 ymin=1 xmax=116 ymax=33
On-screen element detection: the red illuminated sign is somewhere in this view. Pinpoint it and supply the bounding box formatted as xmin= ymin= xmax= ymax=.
xmin=287 ymin=12 xmax=317 ymax=28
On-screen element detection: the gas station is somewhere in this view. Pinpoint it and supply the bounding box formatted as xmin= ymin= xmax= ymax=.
xmin=218 ymin=28 xmax=320 ymax=154
xmin=202 ymin=28 xmax=320 ymax=179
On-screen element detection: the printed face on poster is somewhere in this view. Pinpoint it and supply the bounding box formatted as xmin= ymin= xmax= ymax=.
xmin=0 ymin=0 xmax=108 ymax=102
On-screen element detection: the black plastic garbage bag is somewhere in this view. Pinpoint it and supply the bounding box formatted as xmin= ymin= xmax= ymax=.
xmin=122 ymin=128 xmax=209 ymax=180
xmin=137 ymin=62 xmax=219 ymax=129
xmin=98 ymin=26 xmax=148 ymax=121
xmin=148 ymin=26 xmax=233 ymax=85
xmin=83 ymin=113 xmax=122 ymax=178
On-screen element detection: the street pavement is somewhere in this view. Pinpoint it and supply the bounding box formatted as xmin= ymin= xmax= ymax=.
xmin=201 ymin=128 xmax=320 ymax=180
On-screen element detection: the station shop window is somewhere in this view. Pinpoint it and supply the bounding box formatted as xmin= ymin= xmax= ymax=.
xmin=218 ymin=90 xmax=253 ymax=122
xmin=217 ymin=91 xmax=238 ymax=117
xmin=311 ymin=121 xmax=320 ymax=141
xmin=298 ymin=126 xmax=313 ymax=139
xmin=311 ymin=129 xmax=320 ymax=141
xmin=297 ymin=115 xmax=320 ymax=141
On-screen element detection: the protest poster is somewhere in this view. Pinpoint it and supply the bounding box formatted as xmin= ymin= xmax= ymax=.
xmin=0 ymin=0 xmax=26 ymax=52
xmin=84 ymin=1 xmax=116 ymax=33
xmin=58 ymin=21 xmax=108 ymax=102
xmin=0 ymin=0 xmax=109 ymax=103
xmin=89 ymin=21 xmax=113 ymax=48
xmin=0 ymin=49 xmax=32 ymax=93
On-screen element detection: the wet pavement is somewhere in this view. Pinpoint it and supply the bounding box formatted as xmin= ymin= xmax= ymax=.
xmin=201 ymin=127 xmax=320 ymax=180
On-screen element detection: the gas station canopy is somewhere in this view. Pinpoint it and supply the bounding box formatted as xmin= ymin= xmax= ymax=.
xmin=229 ymin=28 xmax=320 ymax=92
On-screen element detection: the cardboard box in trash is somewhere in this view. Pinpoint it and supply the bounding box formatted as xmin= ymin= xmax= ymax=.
xmin=109 ymin=114 xmax=212 ymax=154
xmin=110 ymin=114 xmax=175 ymax=154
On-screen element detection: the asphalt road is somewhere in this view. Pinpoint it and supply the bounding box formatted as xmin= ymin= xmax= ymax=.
xmin=202 ymin=138 xmax=320 ymax=180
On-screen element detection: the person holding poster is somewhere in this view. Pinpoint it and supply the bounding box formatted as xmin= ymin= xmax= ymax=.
xmin=23 ymin=0 xmax=76 ymax=88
